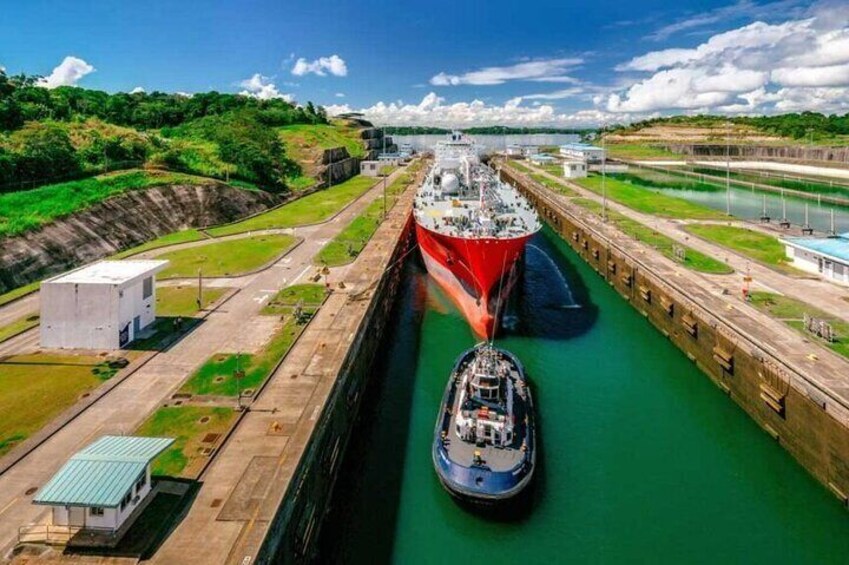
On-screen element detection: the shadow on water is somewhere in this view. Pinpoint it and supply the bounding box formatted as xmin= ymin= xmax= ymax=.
xmin=502 ymin=231 xmax=598 ymax=341
xmin=315 ymin=260 xmax=427 ymax=565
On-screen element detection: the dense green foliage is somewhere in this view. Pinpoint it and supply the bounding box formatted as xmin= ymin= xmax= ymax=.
xmin=0 ymin=70 xmax=328 ymax=191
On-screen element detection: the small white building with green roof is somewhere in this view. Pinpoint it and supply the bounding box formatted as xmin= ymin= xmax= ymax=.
xmin=33 ymin=435 xmax=173 ymax=539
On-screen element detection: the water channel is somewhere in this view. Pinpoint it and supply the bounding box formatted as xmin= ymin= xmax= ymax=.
xmin=318 ymin=227 xmax=849 ymax=564
xmin=622 ymin=172 xmax=849 ymax=234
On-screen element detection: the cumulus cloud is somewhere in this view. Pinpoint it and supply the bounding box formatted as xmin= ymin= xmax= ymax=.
xmin=335 ymin=92 xmax=345 ymax=98
xmin=37 ymin=56 xmax=95 ymax=88
xmin=606 ymin=9 xmax=849 ymax=114
xmin=326 ymin=92 xmax=621 ymax=128
xmin=291 ymin=55 xmax=347 ymax=77
xmin=430 ymin=57 xmax=582 ymax=86
xmin=238 ymin=73 xmax=293 ymax=101
xmin=130 ymin=86 xmax=145 ymax=94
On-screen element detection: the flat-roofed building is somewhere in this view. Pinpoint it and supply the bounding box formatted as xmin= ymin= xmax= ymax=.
xmin=40 ymin=260 xmax=169 ymax=350
xmin=782 ymin=233 xmax=849 ymax=286
xmin=560 ymin=143 xmax=606 ymax=163
xmin=562 ymin=159 xmax=588 ymax=179
xmin=529 ymin=153 xmax=557 ymax=165
xmin=31 ymin=435 xmax=173 ymax=545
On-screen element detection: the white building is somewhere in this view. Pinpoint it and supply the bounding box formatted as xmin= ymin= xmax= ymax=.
xmin=521 ymin=145 xmax=540 ymax=157
xmin=360 ymin=160 xmax=383 ymax=177
xmin=32 ymin=436 xmax=173 ymax=544
xmin=40 ymin=260 xmax=169 ymax=350
xmin=562 ymin=159 xmax=588 ymax=179
xmin=505 ymin=144 xmax=524 ymax=157
xmin=560 ymin=143 xmax=606 ymax=163
xmin=781 ymin=233 xmax=849 ymax=285
xmin=529 ymin=153 xmax=557 ymax=165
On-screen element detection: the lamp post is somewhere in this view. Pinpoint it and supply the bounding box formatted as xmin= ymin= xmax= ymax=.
xmin=234 ymin=352 xmax=245 ymax=411
xmin=601 ymin=122 xmax=608 ymax=223
xmin=725 ymin=121 xmax=732 ymax=216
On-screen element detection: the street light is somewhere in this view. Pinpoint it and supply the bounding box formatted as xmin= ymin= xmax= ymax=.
xmin=725 ymin=121 xmax=732 ymax=216
xmin=601 ymin=122 xmax=608 ymax=222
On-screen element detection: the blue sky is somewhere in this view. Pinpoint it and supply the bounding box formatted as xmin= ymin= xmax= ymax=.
xmin=1 ymin=0 xmax=848 ymax=126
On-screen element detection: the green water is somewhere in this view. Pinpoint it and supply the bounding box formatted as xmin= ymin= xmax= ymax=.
xmin=319 ymin=227 xmax=849 ymax=564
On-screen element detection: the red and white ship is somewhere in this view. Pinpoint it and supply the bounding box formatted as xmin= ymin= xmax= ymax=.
xmin=414 ymin=132 xmax=541 ymax=338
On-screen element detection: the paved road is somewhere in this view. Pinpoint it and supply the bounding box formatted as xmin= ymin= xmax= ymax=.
xmin=525 ymin=163 xmax=849 ymax=324
xmin=0 ymin=168 xmax=410 ymax=559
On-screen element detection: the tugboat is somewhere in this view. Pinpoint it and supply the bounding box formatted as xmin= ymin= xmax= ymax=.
xmin=432 ymin=343 xmax=536 ymax=504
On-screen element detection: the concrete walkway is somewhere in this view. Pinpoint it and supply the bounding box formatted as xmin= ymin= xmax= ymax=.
xmin=0 ymin=167 xmax=412 ymax=561
xmin=522 ymin=163 xmax=849 ymax=323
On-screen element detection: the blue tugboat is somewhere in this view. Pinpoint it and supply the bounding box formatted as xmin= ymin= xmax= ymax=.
xmin=432 ymin=343 xmax=536 ymax=504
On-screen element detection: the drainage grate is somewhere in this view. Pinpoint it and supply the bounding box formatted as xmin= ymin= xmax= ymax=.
xmin=202 ymin=433 xmax=221 ymax=444
xmin=211 ymin=498 xmax=223 ymax=508
xmin=25 ymin=487 xmax=38 ymax=496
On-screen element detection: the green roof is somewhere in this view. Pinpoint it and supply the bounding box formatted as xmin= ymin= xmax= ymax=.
xmin=34 ymin=436 xmax=173 ymax=508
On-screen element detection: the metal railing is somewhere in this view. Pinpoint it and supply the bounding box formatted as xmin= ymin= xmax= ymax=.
xmin=18 ymin=523 xmax=118 ymax=545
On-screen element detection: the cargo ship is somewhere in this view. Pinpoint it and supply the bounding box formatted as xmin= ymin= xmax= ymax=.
xmin=413 ymin=132 xmax=541 ymax=337
xmin=433 ymin=343 xmax=536 ymax=504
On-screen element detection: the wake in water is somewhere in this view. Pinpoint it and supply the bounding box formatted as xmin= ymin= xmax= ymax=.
xmin=526 ymin=243 xmax=581 ymax=309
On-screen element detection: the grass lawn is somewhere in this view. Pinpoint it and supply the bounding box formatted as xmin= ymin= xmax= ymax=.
xmin=0 ymin=313 xmax=39 ymax=344
xmin=683 ymin=224 xmax=796 ymax=272
xmin=112 ymin=229 xmax=208 ymax=259
xmin=156 ymin=234 xmax=297 ymax=278
xmin=0 ymin=282 xmax=40 ymax=308
xmin=572 ymin=198 xmax=733 ymax=274
xmin=316 ymin=174 xmax=413 ymax=266
xmin=278 ymin=123 xmax=366 ymax=159
xmin=749 ymin=291 xmax=849 ymax=360
xmin=180 ymin=311 xmax=310 ymax=397
xmin=262 ymin=284 xmax=326 ymax=316
xmin=207 ymin=175 xmax=377 ymax=237
xmin=0 ymin=353 xmax=129 ymax=456
xmin=530 ymin=172 xmax=577 ymax=197
xmin=135 ymin=406 xmax=236 ymax=477
xmin=606 ymin=143 xmax=685 ymax=160
xmin=0 ymin=170 xmax=210 ymax=238
xmin=574 ymin=174 xmax=727 ymax=220
xmin=156 ymin=285 xmax=228 ymax=317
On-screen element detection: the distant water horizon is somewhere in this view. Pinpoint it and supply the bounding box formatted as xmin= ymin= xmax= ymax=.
xmin=392 ymin=133 xmax=581 ymax=153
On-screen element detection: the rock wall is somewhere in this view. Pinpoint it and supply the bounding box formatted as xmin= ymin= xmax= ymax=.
xmin=665 ymin=144 xmax=849 ymax=164
xmin=0 ymin=183 xmax=277 ymax=293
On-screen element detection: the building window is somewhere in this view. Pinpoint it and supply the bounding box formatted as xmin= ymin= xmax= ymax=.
xmin=120 ymin=491 xmax=132 ymax=511
xmin=135 ymin=472 xmax=147 ymax=493
xmin=142 ymin=277 xmax=153 ymax=299
xmin=90 ymin=507 xmax=104 ymax=517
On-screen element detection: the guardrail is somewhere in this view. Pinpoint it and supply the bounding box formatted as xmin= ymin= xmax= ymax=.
xmin=18 ymin=524 xmax=118 ymax=545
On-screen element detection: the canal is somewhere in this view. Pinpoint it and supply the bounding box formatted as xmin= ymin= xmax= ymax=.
xmin=318 ymin=227 xmax=849 ymax=564
xmin=622 ymin=171 xmax=849 ymax=233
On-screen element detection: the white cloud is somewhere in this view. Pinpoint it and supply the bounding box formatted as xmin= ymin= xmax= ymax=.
xmin=430 ymin=57 xmax=582 ymax=86
xmin=326 ymin=92 xmax=621 ymax=128
xmin=606 ymin=9 xmax=849 ymax=114
xmin=335 ymin=92 xmax=345 ymax=98
xmin=291 ymin=55 xmax=347 ymax=77
xmin=646 ymin=0 xmax=807 ymax=41
xmin=130 ymin=86 xmax=145 ymax=94
xmin=37 ymin=56 xmax=95 ymax=88
xmin=238 ymin=73 xmax=293 ymax=101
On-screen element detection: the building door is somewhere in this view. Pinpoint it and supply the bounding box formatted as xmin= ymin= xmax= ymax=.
xmin=133 ymin=316 xmax=141 ymax=336
xmin=68 ymin=506 xmax=85 ymax=528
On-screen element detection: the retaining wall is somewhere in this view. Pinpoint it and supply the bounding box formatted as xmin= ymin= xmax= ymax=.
xmin=256 ymin=207 xmax=417 ymax=563
xmin=666 ymin=144 xmax=849 ymax=165
xmin=502 ymin=166 xmax=849 ymax=505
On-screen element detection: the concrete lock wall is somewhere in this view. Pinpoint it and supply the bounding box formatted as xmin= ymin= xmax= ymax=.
xmin=256 ymin=214 xmax=417 ymax=564
xmin=501 ymin=167 xmax=849 ymax=506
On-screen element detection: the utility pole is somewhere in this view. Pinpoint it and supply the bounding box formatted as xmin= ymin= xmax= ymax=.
xmin=383 ymin=171 xmax=387 ymax=219
xmin=725 ymin=121 xmax=732 ymax=216
xmin=234 ymin=352 xmax=244 ymax=410
xmin=197 ymin=268 xmax=203 ymax=311
xmin=601 ymin=122 xmax=607 ymax=222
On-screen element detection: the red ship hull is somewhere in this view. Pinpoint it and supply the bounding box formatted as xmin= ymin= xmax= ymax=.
xmin=415 ymin=223 xmax=532 ymax=338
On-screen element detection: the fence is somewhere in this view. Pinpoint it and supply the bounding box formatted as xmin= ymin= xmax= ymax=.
xmin=18 ymin=524 xmax=118 ymax=546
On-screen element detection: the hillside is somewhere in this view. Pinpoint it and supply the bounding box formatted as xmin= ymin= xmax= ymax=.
xmin=0 ymin=70 xmax=330 ymax=193
xmin=606 ymin=114 xmax=849 ymax=147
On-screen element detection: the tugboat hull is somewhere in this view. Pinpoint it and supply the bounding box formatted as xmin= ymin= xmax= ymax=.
xmin=432 ymin=345 xmax=536 ymax=505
